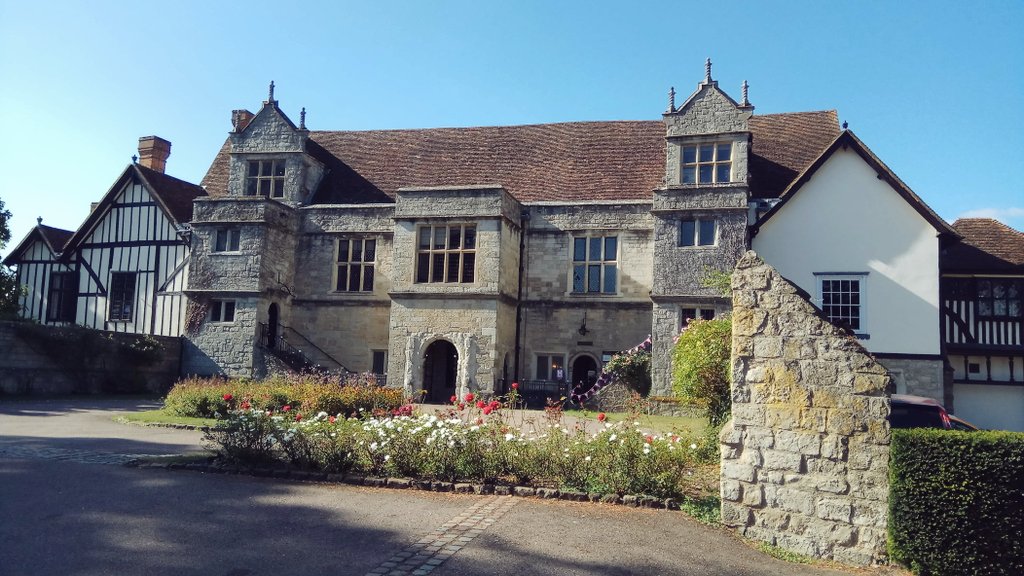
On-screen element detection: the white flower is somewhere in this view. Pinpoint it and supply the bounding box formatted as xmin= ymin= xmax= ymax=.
xmin=690 ymin=443 xmax=698 ymax=450
xmin=384 ymin=455 xmax=391 ymax=461
xmin=609 ymin=434 xmax=617 ymax=442
xmin=584 ymin=456 xmax=592 ymax=462
xmin=504 ymin=433 xmax=515 ymax=441
xmin=643 ymin=446 xmax=651 ymax=455
xmin=370 ymin=442 xmax=378 ymax=451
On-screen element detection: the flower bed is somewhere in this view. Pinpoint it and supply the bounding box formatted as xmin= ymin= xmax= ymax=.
xmin=203 ymin=392 xmax=719 ymax=501
xmin=164 ymin=373 xmax=403 ymax=419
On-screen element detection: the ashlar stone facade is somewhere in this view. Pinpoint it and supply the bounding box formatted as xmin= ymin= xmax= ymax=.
xmin=721 ymin=252 xmax=892 ymax=566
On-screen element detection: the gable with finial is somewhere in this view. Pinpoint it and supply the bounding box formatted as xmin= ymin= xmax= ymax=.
xmin=664 ymin=59 xmax=754 ymax=138
xmin=229 ymin=80 xmax=308 ymax=155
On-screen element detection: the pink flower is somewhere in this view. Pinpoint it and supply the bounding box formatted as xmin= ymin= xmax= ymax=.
xmin=329 ymin=416 xmax=336 ymax=423
xmin=645 ymin=435 xmax=654 ymax=444
xmin=597 ymin=413 xmax=606 ymax=422
xmin=458 ymin=403 xmax=466 ymax=410
xmin=282 ymin=405 xmax=291 ymax=412
xmin=488 ymin=400 xmax=500 ymax=410
xmin=511 ymin=382 xmax=519 ymax=390
xmin=464 ymin=393 xmax=475 ymax=403
xmin=240 ymin=401 xmax=251 ymax=410
xmin=295 ymin=413 xmax=303 ymax=421
xmin=450 ymin=395 xmax=458 ymax=404
xmin=476 ymin=400 xmax=486 ymax=409
xmin=483 ymin=406 xmax=493 ymax=415
xmin=222 ymin=393 xmax=233 ymax=401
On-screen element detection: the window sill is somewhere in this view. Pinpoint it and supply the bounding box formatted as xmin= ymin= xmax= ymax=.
xmin=854 ymin=333 xmax=870 ymax=340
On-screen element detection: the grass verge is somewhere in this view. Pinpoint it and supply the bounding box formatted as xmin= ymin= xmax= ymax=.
xmin=565 ymin=409 xmax=708 ymax=435
xmin=116 ymin=409 xmax=218 ymax=428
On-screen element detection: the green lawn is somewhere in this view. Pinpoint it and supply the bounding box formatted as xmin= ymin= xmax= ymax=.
xmin=115 ymin=409 xmax=218 ymax=428
xmin=565 ymin=409 xmax=709 ymax=436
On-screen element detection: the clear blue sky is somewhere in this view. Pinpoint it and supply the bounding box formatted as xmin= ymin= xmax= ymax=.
xmin=1 ymin=0 xmax=1022 ymax=253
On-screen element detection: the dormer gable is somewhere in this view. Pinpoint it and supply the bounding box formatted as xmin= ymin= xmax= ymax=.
xmin=662 ymin=60 xmax=754 ymax=188
xmin=225 ymin=82 xmax=325 ymax=204
xmin=664 ymin=59 xmax=754 ymax=138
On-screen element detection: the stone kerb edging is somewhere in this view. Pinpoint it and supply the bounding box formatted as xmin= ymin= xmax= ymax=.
xmin=131 ymin=459 xmax=686 ymax=511
xmin=720 ymin=251 xmax=891 ymax=566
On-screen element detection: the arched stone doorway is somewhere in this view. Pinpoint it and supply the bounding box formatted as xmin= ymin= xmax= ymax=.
xmin=572 ymin=355 xmax=599 ymax=395
xmin=267 ymin=303 xmax=279 ymax=350
xmin=423 ymin=339 xmax=458 ymax=403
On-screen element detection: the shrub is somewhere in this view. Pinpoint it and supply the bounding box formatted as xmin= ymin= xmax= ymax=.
xmin=671 ymin=317 xmax=731 ymax=426
xmin=888 ymin=428 xmax=1024 ymax=575
xmin=203 ymin=400 xmax=715 ymax=500
xmin=165 ymin=373 xmax=403 ymax=419
xmin=604 ymin=345 xmax=652 ymax=396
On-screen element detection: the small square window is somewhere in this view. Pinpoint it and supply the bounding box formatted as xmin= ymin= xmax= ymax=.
xmin=681 ymin=142 xmax=732 ymax=184
xmin=680 ymin=219 xmax=717 ymax=247
xmin=209 ymin=300 xmax=236 ymax=323
xmin=214 ymin=229 xmax=241 ymax=252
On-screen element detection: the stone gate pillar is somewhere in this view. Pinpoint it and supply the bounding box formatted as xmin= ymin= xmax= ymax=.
xmin=720 ymin=252 xmax=891 ymax=565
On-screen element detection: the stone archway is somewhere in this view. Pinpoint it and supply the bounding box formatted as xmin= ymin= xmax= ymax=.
xmin=571 ymin=354 xmax=599 ymax=394
xmin=423 ymin=339 xmax=458 ymax=403
xmin=267 ymin=303 xmax=279 ymax=350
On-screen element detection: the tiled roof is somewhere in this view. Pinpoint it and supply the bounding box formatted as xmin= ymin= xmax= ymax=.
xmin=200 ymin=111 xmax=840 ymax=204
xmin=944 ymin=218 xmax=1024 ymax=273
xmin=38 ymin=224 xmax=74 ymax=253
xmin=748 ymin=111 xmax=840 ymax=199
xmin=135 ymin=164 xmax=207 ymax=224
xmin=2 ymin=224 xmax=75 ymax=266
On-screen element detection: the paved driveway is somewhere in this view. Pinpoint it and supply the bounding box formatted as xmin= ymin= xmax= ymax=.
xmin=0 ymin=398 xmax=889 ymax=575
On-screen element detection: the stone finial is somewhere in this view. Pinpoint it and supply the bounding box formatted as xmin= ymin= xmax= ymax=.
xmin=741 ymin=80 xmax=750 ymax=106
xmin=300 ymin=107 xmax=306 ymax=129
xmin=667 ymin=86 xmax=676 ymax=113
xmin=705 ymin=58 xmax=712 ymax=83
xmin=37 ymin=216 xmax=42 ymax=226
xmin=268 ymin=80 xmax=276 ymax=103
xmin=842 ymin=120 xmax=849 ymax=130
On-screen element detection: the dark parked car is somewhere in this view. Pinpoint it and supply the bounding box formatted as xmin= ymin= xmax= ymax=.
xmin=889 ymin=394 xmax=952 ymax=429
xmin=948 ymin=414 xmax=980 ymax=431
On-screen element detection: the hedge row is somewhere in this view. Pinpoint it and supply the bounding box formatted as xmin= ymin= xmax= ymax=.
xmin=164 ymin=373 xmax=404 ymax=419
xmin=889 ymin=428 xmax=1024 ymax=575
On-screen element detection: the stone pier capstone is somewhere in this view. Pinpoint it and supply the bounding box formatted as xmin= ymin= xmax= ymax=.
xmin=720 ymin=251 xmax=891 ymax=565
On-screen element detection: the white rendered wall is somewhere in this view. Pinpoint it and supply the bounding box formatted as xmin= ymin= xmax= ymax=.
xmin=753 ymin=148 xmax=940 ymax=355
xmin=953 ymin=383 xmax=1024 ymax=432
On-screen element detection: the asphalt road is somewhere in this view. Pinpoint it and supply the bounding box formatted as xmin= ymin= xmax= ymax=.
xmin=0 ymin=398 xmax=880 ymax=576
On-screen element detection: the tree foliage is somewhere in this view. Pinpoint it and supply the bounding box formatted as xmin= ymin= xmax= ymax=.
xmin=671 ymin=317 xmax=732 ymax=426
xmin=0 ymin=196 xmax=19 ymax=317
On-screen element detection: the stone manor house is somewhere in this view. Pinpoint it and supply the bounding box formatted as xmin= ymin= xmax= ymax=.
xmin=7 ymin=64 xmax=1022 ymax=428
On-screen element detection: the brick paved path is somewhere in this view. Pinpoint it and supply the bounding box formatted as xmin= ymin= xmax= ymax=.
xmin=0 ymin=444 xmax=176 ymax=466
xmin=366 ymin=496 xmax=518 ymax=576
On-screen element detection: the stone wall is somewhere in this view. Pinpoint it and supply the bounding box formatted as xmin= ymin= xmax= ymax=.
xmin=0 ymin=321 xmax=182 ymax=395
xmin=720 ymin=252 xmax=891 ymax=566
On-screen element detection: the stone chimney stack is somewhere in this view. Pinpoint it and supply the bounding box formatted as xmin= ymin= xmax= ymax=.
xmin=232 ymin=109 xmax=255 ymax=132
xmin=137 ymin=136 xmax=171 ymax=173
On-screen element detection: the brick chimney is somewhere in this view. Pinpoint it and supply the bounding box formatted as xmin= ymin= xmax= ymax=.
xmin=232 ymin=109 xmax=255 ymax=132
xmin=137 ymin=136 xmax=171 ymax=173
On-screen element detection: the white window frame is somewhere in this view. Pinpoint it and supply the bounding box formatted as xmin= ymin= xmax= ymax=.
xmin=815 ymin=272 xmax=868 ymax=336
xmin=536 ymin=353 xmax=566 ymax=382
xmin=213 ymin=229 xmax=241 ymax=253
xmin=335 ymin=236 xmax=377 ymax=292
xmin=679 ymin=218 xmax=718 ymax=247
xmin=679 ymin=306 xmax=716 ymax=330
xmin=570 ymin=233 xmax=618 ymax=295
xmin=209 ymin=300 xmax=236 ymax=324
xmin=682 ymin=142 xmax=732 ymax=185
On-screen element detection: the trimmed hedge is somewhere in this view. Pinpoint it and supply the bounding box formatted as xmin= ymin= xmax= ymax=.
xmin=889 ymin=428 xmax=1024 ymax=575
xmin=164 ymin=373 xmax=404 ymax=419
